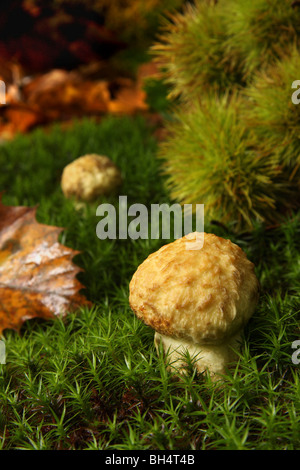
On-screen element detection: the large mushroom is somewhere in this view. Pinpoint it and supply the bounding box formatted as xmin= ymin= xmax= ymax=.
xmin=129 ymin=232 xmax=259 ymax=379
xmin=61 ymin=154 xmax=122 ymax=206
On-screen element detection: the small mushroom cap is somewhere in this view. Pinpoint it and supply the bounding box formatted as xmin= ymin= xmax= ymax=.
xmin=61 ymin=154 xmax=122 ymax=202
xmin=129 ymin=232 xmax=259 ymax=345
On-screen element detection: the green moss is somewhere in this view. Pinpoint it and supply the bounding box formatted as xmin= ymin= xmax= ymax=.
xmin=0 ymin=116 xmax=299 ymax=450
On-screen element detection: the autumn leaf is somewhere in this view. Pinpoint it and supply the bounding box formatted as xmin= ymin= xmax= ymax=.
xmin=0 ymin=66 xmax=150 ymax=140
xmin=0 ymin=196 xmax=90 ymax=334
xmin=108 ymin=77 xmax=148 ymax=114
xmin=3 ymin=104 xmax=44 ymax=134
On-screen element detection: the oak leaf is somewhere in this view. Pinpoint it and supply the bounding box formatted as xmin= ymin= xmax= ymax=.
xmin=0 ymin=196 xmax=90 ymax=334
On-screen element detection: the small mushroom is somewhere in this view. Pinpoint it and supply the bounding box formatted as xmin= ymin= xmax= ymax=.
xmin=129 ymin=232 xmax=259 ymax=379
xmin=61 ymin=154 xmax=122 ymax=206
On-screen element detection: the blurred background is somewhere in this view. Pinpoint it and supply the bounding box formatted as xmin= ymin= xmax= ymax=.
xmin=0 ymin=0 xmax=184 ymax=139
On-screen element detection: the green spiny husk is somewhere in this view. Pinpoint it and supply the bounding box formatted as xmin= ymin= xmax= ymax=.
xmin=158 ymin=93 xmax=296 ymax=230
xmin=153 ymin=0 xmax=300 ymax=230
xmin=153 ymin=0 xmax=300 ymax=100
xmin=244 ymin=46 xmax=300 ymax=179
xmin=152 ymin=0 xmax=244 ymax=101
xmin=224 ymin=0 xmax=300 ymax=79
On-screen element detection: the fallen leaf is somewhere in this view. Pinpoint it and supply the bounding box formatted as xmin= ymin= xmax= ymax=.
xmin=108 ymin=77 xmax=148 ymax=114
xmin=3 ymin=104 xmax=43 ymax=133
xmin=0 ymin=196 xmax=90 ymax=334
xmin=22 ymin=70 xmax=84 ymax=119
xmin=0 ymin=61 xmax=151 ymax=140
xmin=22 ymin=70 xmax=111 ymax=118
xmin=24 ymin=69 xmax=71 ymax=99
xmin=79 ymin=80 xmax=111 ymax=113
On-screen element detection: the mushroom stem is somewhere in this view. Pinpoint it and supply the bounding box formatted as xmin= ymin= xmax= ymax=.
xmin=154 ymin=331 xmax=242 ymax=379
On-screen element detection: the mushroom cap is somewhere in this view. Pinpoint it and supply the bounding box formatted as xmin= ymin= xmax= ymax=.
xmin=61 ymin=154 xmax=122 ymax=202
xmin=129 ymin=232 xmax=259 ymax=345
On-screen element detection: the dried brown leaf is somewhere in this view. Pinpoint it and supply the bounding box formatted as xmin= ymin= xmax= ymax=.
xmin=0 ymin=196 xmax=91 ymax=334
